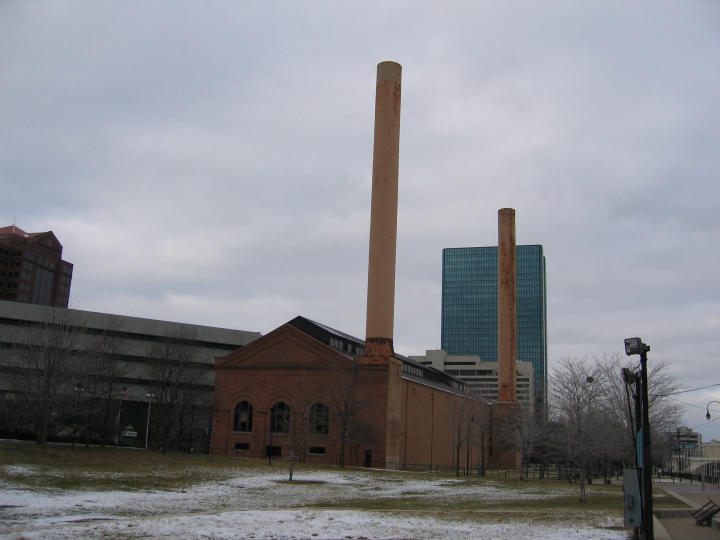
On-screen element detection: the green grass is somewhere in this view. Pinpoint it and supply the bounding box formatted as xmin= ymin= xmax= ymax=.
xmin=311 ymin=479 xmax=626 ymax=513
xmin=0 ymin=439 xmax=382 ymax=491
xmin=0 ymin=439 xmax=255 ymax=491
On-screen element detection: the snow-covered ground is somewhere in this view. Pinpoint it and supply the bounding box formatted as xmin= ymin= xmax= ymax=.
xmin=0 ymin=465 xmax=628 ymax=539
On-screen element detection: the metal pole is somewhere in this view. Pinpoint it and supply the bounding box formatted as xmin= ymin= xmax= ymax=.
xmin=633 ymin=376 xmax=642 ymax=540
xmin=466 ymin=416 xmax=471 ymax=476
xmin=145 ymin=400 xmax=152 ymax=449
xmin=640 ymin=348 xmax=653 ymax=540
xmin=72 ymin=389 xmax=79 ymax=450
xmin=115 ymin=400 xmax=123 ymax=446
xmin=481 ymin=433 xmax=485 ymax=476
xmin=268 ymin=407 xmax=274 ymax=465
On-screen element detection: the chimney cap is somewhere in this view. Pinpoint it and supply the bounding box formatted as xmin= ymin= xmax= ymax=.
xmin=377 ymin=61 xmax=402 ymax=83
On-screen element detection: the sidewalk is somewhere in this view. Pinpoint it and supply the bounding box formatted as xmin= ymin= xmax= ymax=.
xmin=655 ymin=482 xmax=720 ymax=539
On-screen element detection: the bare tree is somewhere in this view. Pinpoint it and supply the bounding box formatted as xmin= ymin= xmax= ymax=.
xmin=143 ymin=331 xmax=207 ymax=453
xmin=325 ymin=360 xmax=387 ymax=468
xmin=90 ymin=329 xmax=127 ymax=446
xmin=328 ymin=362 xmax=361 ymax=467
xmin=550 ymin=353 xmax=683 ymax=500
xmin=8 ymin=309 xmax=89 ymax=447
xmin=287 ymin=398 xmax=312 ymax=481
xmin=347 ymin=416 xmax=382 ymax=468
xmin=550 ymin=357 xmax=608 ymax=502
xmin=595 ymin=352 xmax=682 ymax=468
xmin=450 ymin=398 xmax=473 ymax=477
xmin=474 ymin=408 xmax=491 ymax=476
xmin=63 ymin=328 xmax=128 ymax=448
xmin=497 ymin=404 xmax=547 ymax=479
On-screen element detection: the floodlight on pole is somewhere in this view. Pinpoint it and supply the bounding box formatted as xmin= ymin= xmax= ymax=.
xmin=622 ymin=367 xmax=639 ymax=385
xmin=624 ymin=337 xmax=649 ymax=356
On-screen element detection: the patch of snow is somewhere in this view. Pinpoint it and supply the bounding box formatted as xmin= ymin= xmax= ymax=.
xmin=0 ymin=467 xmax=626 ymax=539
xmin=0 ymin=509 xmax=628 ymax=540
xmin=1 ymin=464 xmax=38 ymax=476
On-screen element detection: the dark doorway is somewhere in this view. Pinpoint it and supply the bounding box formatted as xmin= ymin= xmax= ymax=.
xmin=364 ymin=449 xmax=372 ymax=468
xmin=266 ymin=445 xmax=281 ymax=457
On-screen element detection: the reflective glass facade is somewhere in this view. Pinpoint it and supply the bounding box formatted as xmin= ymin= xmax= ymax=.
xmin=441 ymin=245 xmax=547 ymax=404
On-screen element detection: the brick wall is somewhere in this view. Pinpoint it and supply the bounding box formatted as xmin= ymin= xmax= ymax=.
xmin=211 ymin=323 xmax=493 ymax=471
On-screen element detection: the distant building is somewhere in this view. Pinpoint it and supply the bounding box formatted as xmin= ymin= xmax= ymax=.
xmin=701 ymin=440 xmax=720 ymax=462
xmin=441 ymin=244 xmax=547 ymax=405
xmin=0 ymin=300 xmax=260 ymax=450
xmin=666 ymin=426 xmax=703 ymax=474
xmin=670 ymin=425 xmax=702 ymax=450
xmin=409 ymin=350 xmax=535 ymax=408
xmin=0 ymin=225 xmax=73 ymax=307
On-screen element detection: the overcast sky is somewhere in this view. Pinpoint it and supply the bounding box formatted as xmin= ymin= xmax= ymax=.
xmin=2 ymin=1 xmax=719 ymax=438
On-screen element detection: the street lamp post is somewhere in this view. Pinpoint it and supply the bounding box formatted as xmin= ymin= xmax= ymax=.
xmin=268 ymin=418 xmax=274 ymax=466
xmin=705 ymin=401 xmax=720 ymax=421
xmin=145 ymin=393 xmax=155 ymax=449
xmin=624 ymin=337 xmax=653 ymax=540
xmin=115 ymin=387 xmax=130 ymax=446
xmin=577 ymin=376 xmax=594 ymax=503
xmin=71 ymin=382 xmax=83 ymax=450
xmin=703 ymin=400 xmax=720 ymax=491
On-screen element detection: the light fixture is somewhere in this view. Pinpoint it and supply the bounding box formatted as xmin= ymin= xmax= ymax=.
xmin=706 ymin=401 xmax=720 ymax=421
xmin=622 ymin=368 xmax=638 ymax=384
xmin=624 ymin=337 xmax=649 ymax=356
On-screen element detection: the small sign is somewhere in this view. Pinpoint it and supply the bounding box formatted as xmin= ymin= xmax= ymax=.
xmin=121 ymin=430 xmax=138 ymax=438
xmin=623 ymin=468 xmax=642 ymax=528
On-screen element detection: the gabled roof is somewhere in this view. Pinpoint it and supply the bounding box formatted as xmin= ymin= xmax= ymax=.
xmin=286 ymin=316 xmax=483 ymax=400
xmin=288 ymin=315 xmax=365 ymax=347
xmin=215 ymin=322 xmax=355 ymax=370
xmin=217 ymin=315 xmax=485 ymax=401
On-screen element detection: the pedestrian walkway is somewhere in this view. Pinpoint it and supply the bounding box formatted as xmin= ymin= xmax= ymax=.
xmin=656 ymin=481 xmax=720 ymax=539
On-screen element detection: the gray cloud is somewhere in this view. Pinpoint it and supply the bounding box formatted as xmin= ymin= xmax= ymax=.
xmin=2 ymin=0 xmax=719 ymax=439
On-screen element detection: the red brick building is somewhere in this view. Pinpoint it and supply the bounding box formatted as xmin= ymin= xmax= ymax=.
xmin=211 ymin=317 xmax=491 ymax=471
xmin=0 ymin=225 xmax=73 ymax=307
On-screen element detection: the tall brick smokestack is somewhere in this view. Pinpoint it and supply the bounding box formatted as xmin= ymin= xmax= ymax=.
xmin=365 ymin=61 xmax=402 ymax=357
xmin=497 ymin=208 xmax=517 ymax=402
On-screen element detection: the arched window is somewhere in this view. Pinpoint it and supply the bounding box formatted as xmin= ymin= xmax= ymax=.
xmin=233 ymin=401 xmax=253 ymax=432
xmin=270 ymin=402 xmax=290 ymax=433
xmin=308 ymin=403 xmax=329 ymax=435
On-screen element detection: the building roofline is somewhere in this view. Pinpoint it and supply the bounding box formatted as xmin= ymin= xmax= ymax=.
xmin=443 ymin=244 xmax=543 ymax=251
xmin=287 ymin=315 xmax=480 ymax=398
xmin=0 ymin=299 xmax=260 ymax=346
xmin=0 ymin=225 xmax=30 ymax=238
xmin=288 ymin=315 xmax=365 ymax=346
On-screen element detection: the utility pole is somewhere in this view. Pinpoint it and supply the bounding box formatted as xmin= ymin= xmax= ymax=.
xmin=639 ymin=345 xmax=653 ymax=539
xmin=625 ymin=337 xmax=653 ymax=540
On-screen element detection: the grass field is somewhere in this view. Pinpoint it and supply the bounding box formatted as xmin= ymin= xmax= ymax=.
xmin=1 ymin=439 xmax=682 ymax=539
xmin=0 ymin=439 xmax=247 ymax=491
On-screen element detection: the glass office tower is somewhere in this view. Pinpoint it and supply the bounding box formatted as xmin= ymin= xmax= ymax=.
xmin=441 ymin=245 xmax=547 ymax=405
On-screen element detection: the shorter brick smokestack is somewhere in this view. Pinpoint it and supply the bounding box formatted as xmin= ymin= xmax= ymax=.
xmin=497 ymin=208 xmax=517 ymax=402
